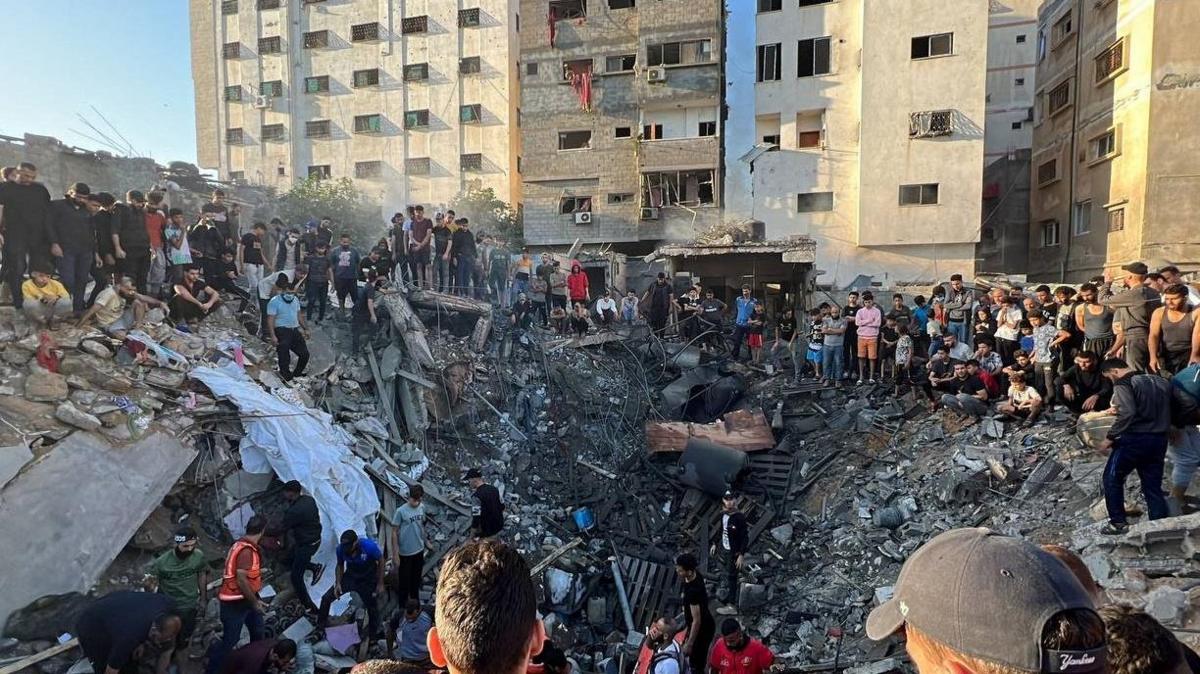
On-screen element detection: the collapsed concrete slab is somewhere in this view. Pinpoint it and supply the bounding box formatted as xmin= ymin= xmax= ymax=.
xmin=0 ymin=431 xmax=196 ymax=627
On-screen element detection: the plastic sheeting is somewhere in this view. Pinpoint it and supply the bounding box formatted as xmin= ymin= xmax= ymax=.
xmin=190 ymin=364 xmax=380 ymax=600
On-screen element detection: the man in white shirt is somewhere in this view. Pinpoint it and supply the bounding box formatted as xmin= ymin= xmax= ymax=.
xmin=941 ymin=333 xmax=973 ymax=362
xmin=594 ymin=290 xmax=618 ymax=327
xmin=647 ymin=617 xmax=683 ymax=674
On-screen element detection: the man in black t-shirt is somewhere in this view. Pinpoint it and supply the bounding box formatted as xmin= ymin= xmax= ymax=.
xmin=675 ymin=553 xmax=715 ymax=674
xmin=351 ymin=271 xmax=380 ymax=352
xmin=432 ymin=220 xmax=453 ymax=292
xmin=466 ymin=468 xmax=504 ymax=538
xmin=768 ymin=307 xmax=798 ymax=378
xmin=77 ymin=592 xmax=181 ymax=674
xmin=842 ymin=292 xmax=860 ymax=377
xmin=238 ymin=222 xmax=269 ymax=291
xmin=939 ymin=361 xmax=990 ymax=417
xmin=697 ymin=291 xmax=726 ymax=352
xmin=200 ymin=189 xmax=234 ymax=250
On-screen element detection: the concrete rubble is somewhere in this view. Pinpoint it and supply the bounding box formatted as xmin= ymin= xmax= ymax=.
xmin=0 ymin=282 xmax=1198 ymax=674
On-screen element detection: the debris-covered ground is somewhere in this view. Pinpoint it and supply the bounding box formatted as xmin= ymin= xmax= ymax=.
xmin=1 ymin=279 xmax=1197 ymax=674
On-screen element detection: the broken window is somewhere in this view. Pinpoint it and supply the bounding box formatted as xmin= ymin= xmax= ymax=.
xmin=406 ymin=157 xmax=431 ymax=175
xmin=259 ymin=80 xmax=283 ymax=97
xmin=562 ymin=58 xmax=593 ymax=81
xmin=1047 ymin=80 xmax=1071 ymax=115
xmin=899 ymin=183 xmax=939 ymax=206
xmin=303 ymin=30 xmax=329 ymax=49
xmin=911 ymin=32 xmax=953 ymax=59
xmin=404 ymin=110 xmax=430 ymax=129
xmin=354 ymin=114 xmax=383 ymax=134
xmin=305 ymin=76 xmax=329 ymax=93
xmin=458 ymin=8 xmax=481 ymax=27
xmin=1052 ymin=11 xmax=1072 ymax=44
xmin=460 ymin=154 xmax=483 ymax=171
xmin=222 ymin=42 xmax=241 ymax=59
xmin=226 ymin=128 xmax=244 ymax=144
xmin=796 ymin=191 xmax=833 ymax=213
xmin=224 ymin=85 xmax=243 ymax=102
xmin=606 ymin=54 xmax=636 ymax=72
xmin=762 ymin=134 xmax=780 ymax=145
xmin=909 ymin=110 xmax=953 ymax=138
xmin=308 ymin=165 xmax=332 ymax=179
xmin=460 ymin=56 xmax=482 ymax=74
xmin=559 ymin=196 xmax=593 ymax=214
xmin=460 ymin=104 xmax=483 ymax=123
xmin=402 ymin=15 xmax=428 ymax=34
xmin=614 ymin=126 xmax=632 ymax=139
xmin=756 ymin=43 xmax=781 ymax=82
xmin=1037 ymin=159 xmax=1058 ymax=186
xmin=642 ymin=170 xmax=716 ymax=208
xmin=1107 ymin=207 xmax=1125 ymax=232
xmin=798 ymin=37 xmax=831 ymax=77
xmin=353 ymin=68 xmax=380 ymax=88
xmin=1095 ymin=39 xmax=1124 ymax=82
xmin=355 ymin=161 xmax=382 ymax=179
xmin=647 ymin=39 xmax=712 ymax=66
xmin=403 ymin=63 xmax=430 ymax=82
xmin=558 ymin=130 xmax=592 ymax=150
xmin=261 ymin=124 xmax=285 ymax=141
xmin=351 ymin=22 xmax=381 ymax=42
xmin=549 ymin=0 xmax=586 ymax=20
xmin=258 ymin=36 xmax=282 ymax=54
xmin=305 ymin=120 xmax=331 ymax=138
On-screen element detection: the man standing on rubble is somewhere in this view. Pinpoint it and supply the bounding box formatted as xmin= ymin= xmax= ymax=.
xmin=675 ymin=553 xmax=716 ymax=674
xmin=319 ymin=530 xmax=386 ymax=640
xmin=0 ymin=162 xmax=52 ymax=308
xmin=390 ymin=484 xmax=428 ymax=604
xmin=715 ymin=491 xmax=747 ymax=616
xmin=709 ymin=619 xmax=774 ymax=674
xmin=943 ymin=274 xmax=974 ymax=346
xmin=1098 ymin=357 xmax=1173 ymax=534
xmin=146 ymin=526 xmax=209 ymax=666
xmin=729 ymin=285 xmax=758 ymax=360
xmin=273 ymin=480 xmax=324 ymax=613
xmin=644 ymin=273 xmax=675 ymax=335
xmin=77 ymin=591 xmax=182 ymax=674
xmin=266 ymin=274 xmax=310 ymax=381
xmin=208 ymin=515 xmax=268 ymax=674
xmin=467 ymin=468 xmax=505 ymax=539
xmin=1100 ymin=262 xmax=1161 ymax=371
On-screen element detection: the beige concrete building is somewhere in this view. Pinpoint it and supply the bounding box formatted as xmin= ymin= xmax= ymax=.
xmin=190 ymin=0 xmax=522 ymax=217
xmin=747 ymin=0 xmax=988 ymax=289
xmin=517 ymin=0 xmax=724 ymax=249
xmin=1029 ymin=0 xmax=1200 ymax=280
xmin=984 ymin=0 xmax=1040 ymax=164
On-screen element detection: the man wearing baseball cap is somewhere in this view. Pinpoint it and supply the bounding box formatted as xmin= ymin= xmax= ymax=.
xmin=1099 ymin=261 xmax=1161 ymax=372
xmin=867 ymin=528 xmax=1106 ymax=673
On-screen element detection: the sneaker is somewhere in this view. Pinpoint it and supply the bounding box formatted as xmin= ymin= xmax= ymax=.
xmin=856 ymin=379 xmax=864 ymax=386
xmin=1100 ymin=522 xmax=1128 ymax=536
xmin=869 ymin=378 xmax=877 ymax=385
xmin=715 ymin=605 xmax=739 ymax=616
xmin=311 ymin=563 xmax=325 ymax=584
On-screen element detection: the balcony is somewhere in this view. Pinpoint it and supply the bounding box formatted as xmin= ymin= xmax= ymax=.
xmin=638 ymin=136 xmax=720 ymax=172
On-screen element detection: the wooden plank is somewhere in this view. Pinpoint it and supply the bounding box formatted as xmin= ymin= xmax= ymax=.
xmin=646 ymin=410 xmax=776 ymax=453
xmin=379 ymin=293 xmax=435 ymax=369
xmin=530 ymin=538 xmax=584 ymax=576
xmin=0 ymin=639 xmax=78 ymax=674
xmin=408 ymin=289 xmax=492 ymax=315
xmin=366 ymin=349 xmax=402 ymax=445
xmin=394 ymin=368 xmax=437 ymax=389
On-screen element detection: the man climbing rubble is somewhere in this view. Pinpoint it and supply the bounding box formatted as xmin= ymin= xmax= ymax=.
xmin=675 ymin=553 xmax=715 ymax=674
xmin=76 ymin=592 xmax=182 ymax=674
xmin=271 ymin=480 xmax=324 ymax=613
xmin=266 ymin=274 xmax=310 ymax=382
xmin=390 ymin=484 xmax=427 ymax=604
xmin=145 ymin=526 xmax=209 ymax=668
xmin=318 ymin=529 xmax=385 ymax=640
xmin=467 ymin=468 xmax=504 ymax=539
xmin=714 ymin=490 xmax=747 ymax=616
xmin=208 ymin=515 xmax=268 ymax=674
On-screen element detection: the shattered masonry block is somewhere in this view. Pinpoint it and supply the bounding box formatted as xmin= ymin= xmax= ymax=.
xmin=1122 ymin=511 xmax=1200 ymax=547
xmin=846 ymin=658 xmax=903 ymax=674
xmin=873 ymin=586 xmax=894 ymax=606
xmin=1144 ymin=586 xmax=1189 ymax=626
xmin=1016 ymin=458 xmax=1065 ymax=500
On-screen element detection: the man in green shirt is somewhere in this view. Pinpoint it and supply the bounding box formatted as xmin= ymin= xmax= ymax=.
xmin=146 ymin=526 xmax=210 ymax=661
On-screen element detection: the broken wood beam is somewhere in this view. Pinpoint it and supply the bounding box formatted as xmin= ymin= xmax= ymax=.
xmin=366 ymin=465 xmax=472 ymax=518
xmin=408 ymin=289 xmax=492 ymax=316
xmin=530 ymin=538 xmax=584 ymax=576
xmin=576 ymin=457 xmax=617 ymax=480
xmin=0 ymin=639 xmax=78 ymax=674
xmin=366 ymin=349 xmax=402 ymax=443
xmin=380 ymin=293 xmax=435 ymax=369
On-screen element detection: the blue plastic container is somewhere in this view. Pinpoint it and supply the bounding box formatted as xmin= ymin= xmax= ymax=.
xmin=573 ymin=507 xmax=596 ymax=532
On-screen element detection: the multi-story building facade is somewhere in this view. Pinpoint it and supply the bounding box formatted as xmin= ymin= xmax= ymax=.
xmin=1029 ymin=0 xmax=1200 ymax=280
xmin=748 ymin=0 xmax=988 ymax=289
xmin=517 ymin=0 xmax=724 ymax=249
xmin=190 ymin=0 xmax=522 ymax=216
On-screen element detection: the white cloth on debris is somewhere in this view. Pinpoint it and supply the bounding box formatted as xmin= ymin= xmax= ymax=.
xmin=189 ymin=364 xmax=380 ymax=600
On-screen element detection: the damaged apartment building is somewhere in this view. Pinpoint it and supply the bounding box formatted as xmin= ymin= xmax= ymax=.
xmin=518 ymin=0 xmax=728 ymax=270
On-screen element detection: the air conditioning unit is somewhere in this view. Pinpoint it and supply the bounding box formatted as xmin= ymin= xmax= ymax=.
xmin=640 ymin=207 xmax=660 ymax=221
xmin=253 ymin=95 xmax=273 ymax=109
xmin=646 ymin=67 xmax=667 ymax=83
xmin=574 ymin=211 xmax=593 ymax=225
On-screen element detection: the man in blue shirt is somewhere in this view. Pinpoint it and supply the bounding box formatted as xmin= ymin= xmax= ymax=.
xmin=387 ymin=599 xmax=434 ymax=666
xmin=266 ymin=274 xmax=310 ymax=381
xmin=317 ymin=530 xmax=385 ymax=638
xmin=730 ymin=285 xmax=758 ymax=360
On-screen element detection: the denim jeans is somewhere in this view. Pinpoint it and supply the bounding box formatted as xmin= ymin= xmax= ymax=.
xmin=822 ymin=343 xmax=844 ymax=380
xmin=206 ymin=600 xmax=264 ymax=674
xmin=1169 ymin=426 xmax=1200 ymax=489
xmin=435 ymin=255 xmax=451 ymax=292
xmin=455 ymin=256 xmax=475 ymax=296
xmin=305 ymin=279 xmax=328 ymax=322
xmin=57 ymin=249 xmax=93 ymax=314
xmin=946 ymin=319 xmax=969 ymax=345
xmin=1104 ymin=431 xmax=1169 ymax=524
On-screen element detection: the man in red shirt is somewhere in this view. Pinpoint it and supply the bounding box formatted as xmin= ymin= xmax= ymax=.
xmin=708 ymin=619 xmax=774 ymax=674
xmin=144 ymin=191 xmax=168 ymax=296
xmin=566 ymin=263 xmax=589 ymax=306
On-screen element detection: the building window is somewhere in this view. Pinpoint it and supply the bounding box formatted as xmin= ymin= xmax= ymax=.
xmin=643 ymin=124 xmax=663 ymax=140
xmin=222 ymin=42 xmax=241 ymax=59
xmin=355 ymin=161 xmax=382 ymax=179
xmin=1016 ymin=34 xmax=1026 ymax=43
xmin=1095 ymin=39 xmax=1125 ymax=83
xmin=758 ymin=0 xmax=782 ymax=11
xmin=460 ymin=154 xmax=483 ymax=172
xmin=354 ymin=114 xmax=383 ymax=134
xmin=909 ymin=110 xmax=953 ymax=138
xmin=643 ymin=170 xmax=716 ymax=207
xmin=258 ymin=36 xmax=282 ymax=54
xmin=911 ymin=33 xmax=953 ymax=59
xmin=609 ymin=0 xmax=635 ymax=8
xmin=898 ymin=183 xmax=939 ymax=206
xmin=229 ymin=171 xmax=245 ymax=182
xmin=221 ymin=0 xmax=238 ymax=15
xmin=606 ymin=54 xmax=636 ymax=73
xmin=224 ymin=85 xmax=243 ymax=102
xmin=549 ymin=0 xmax=587 ymax=20
xmin=404 ymin=110 xmax=430 ymax=129
xmin=226 ymin=128 xmax=245 ymax=144
xmin=1108 ymin=207 xmax=1125 ymax=232
xmin=1074 ymin=200 xmax=1091 ymax=236
xmin=559 ymin=196 xmax=593 ymax=214
xmin=460 ymin=104 xmax=483 ymax=124
xmin=647 ymin=39 xmax=713 ymax=66
xmin=756 ymin=44 xmax=782 ymax=82
xmin=798 ymin=37 xmax=832 ymax=77
xmin=406 ymin=157 xmax=431 ymax=175
xmin=562 ymin=58 xmax=592 ymax=81
xmin=1047 ymin=80 xmax=1071 ymax=116
xmin=526 ymin=62 xmax=539 ymax=76
xmin=351 ymin=22 xmax=381 ymax=42
xmin=402 ymin=15 xmax=428 ymax=34
xmin=460 ymin=56 xmax=482 ymax=74
xmin=260 ymin=80 xmax=283 ymax=97
xmin=1015 ymin=77 xmax=1025 ymax=86
xmin=614 ymin=126 xmax=632 ymax=139
xmin=277 ymin=165 xmax=286 ymax=176
xmin=305 ymin=120 xmax=331 ymax=138
xmin=403 ymin=63 xmax=429 ymax=82
xmin=303 ymin=30 xmax=329 ymax=49
xmin=797 ymin=130 xmax=821 ymax=148
xmin=1037 ymin=159 xmax=1058 ymax=186
xmin=798 ymin=0 xmax=834 ymax=5
xmin=458 ymin=8 xmax=481 ymax=27
xmin=762 ymin=134 xmax=780 ymax=145
xmin=796 ymin=191 xmax=834 ymax=213
xmin=559 ymin=130 xmax=592 ymax=150
xmin=257 ymin=0 xmax=281 ymax=9
xmin=698 ymin=121 xmax=717 ymax=137
xmin=1090 ymin=129 xmax=1118 ymax=162
xmin=308 ymin=165 xmax=332 ymax=180
xmin=1011 ymin=121 xmax=1022 ymax=130
xmin=353 ymin=68 xmax=380 ymax=88
xmin=1041 ymin=220 xmax=1060 ymax=247
xmin=1052 ymin=11 xmax=1073 ymax=45
xmin=305 ymin=76 xmax=330 ymax=93
xmin=261 ymin=124 xmax=285 ymax=141
xmin=608 ymin=193 xmax=635 ymax=204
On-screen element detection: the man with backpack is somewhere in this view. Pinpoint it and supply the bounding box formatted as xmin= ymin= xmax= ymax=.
xmin=646 ymin=616 xmax=686 ymax=674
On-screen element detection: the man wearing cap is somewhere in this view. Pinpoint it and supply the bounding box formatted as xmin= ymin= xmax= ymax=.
xmin=867 ymin=527 xmax=1107 ymax=674
xmin=46 ymin=182 xmax=95 ymax=315
xmin=146 ymin=527 xmax=209 ymax=663
xmin=709 ymin=619 xmax=774 ymax=674
xmin=715 ymin=491 xmax=747 ymax=616
xmin=1098 ymin=357 xmax=1173 ymax=534
xmin=112 ymin=190 xmax=153 ymax=294
xmin=318 ymin=530 xmax=386 ymax=639
xmin=1100 ymin=262 xmax=1161 ymax=371
xmin=466 ymin=469 xmax=504 ymax=539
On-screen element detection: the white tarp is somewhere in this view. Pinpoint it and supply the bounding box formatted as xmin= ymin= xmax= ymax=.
xmin=189 ymin=364 xmax=380 ymax=600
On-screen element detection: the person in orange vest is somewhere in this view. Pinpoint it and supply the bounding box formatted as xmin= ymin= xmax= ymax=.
xmin=206 ymin=515 xmax=267 ymax=674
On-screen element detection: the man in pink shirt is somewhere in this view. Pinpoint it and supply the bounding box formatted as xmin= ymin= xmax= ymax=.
xmin=855 ymin=292 xmax=883 ymax=385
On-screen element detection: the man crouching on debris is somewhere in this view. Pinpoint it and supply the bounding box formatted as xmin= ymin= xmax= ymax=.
xmin=939 ymin=361 xmax=990 ymax=419
xmin=429 ymin=540 xmax=545 ymax=674
xmin=1098 ymin=357 xmax=1172 ymax=534
xmin=78 ymin=275 xmax=166 ymax=339
xmin=77 ymin=591 xmax=182 ymax=674
xmin=318 ymin=530 xmax=386 ymax=639
xmin=866 ymin=527 xmax=1107 ymax=674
